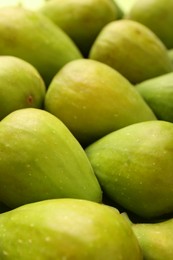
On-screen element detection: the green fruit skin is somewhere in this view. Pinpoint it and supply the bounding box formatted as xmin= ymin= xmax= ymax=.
xmin=126 ymin=0 xmax=173 ymax=49
xmin=168 ymin=49 xmax=173 ymax=65
xmin=133 ymin=218 xmax=173 ymax=260
xmin=0 ymin=56 xmax=46 ymax=120
xmin=39 ymin=0 xmax=120 ymax=57
xmin=85 ymin=120 xmax=173 ymax=219
xmin=45 ymin=59 xmax=156 ymax=146
xmin=0 ymin=198 xmax=143 ymax=260
xmin=0 ymin=6 xmax=82 ymax=86
xmin=89 ymin=20 xmax=173 ymax=84
xmin=0 ymin=108 xmax=102 ymax=209
xmin=136 ymin=72 xmax=173 ymax=123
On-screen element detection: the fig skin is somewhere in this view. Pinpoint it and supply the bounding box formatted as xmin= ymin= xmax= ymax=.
xmin=89 ymin=19 xmax=173 ymax=84
xmin=0 ymin=198 xmax=143 ymax=260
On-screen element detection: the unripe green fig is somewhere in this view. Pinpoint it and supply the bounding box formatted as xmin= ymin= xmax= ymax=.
xmin=0 ymin=108 xmax=102 ymax=209
xmin=0 ymin=198 xmax=143 ymax=260
xmin=136 ymin=72 xmax=173 ymax=123
xmin=85 ymin=120 xmax=173 ymax=219
xmin=45 ymin=59 xmax=156 ymax=146
xmin=39 ymin=0 xmax=120 ymax=57
xmin=0 ymin=6 xmax=82 ymax=85
xmin=89 ymin=19 xmax=173 ymax=84
xmin=168 ymin=49 xmax=173 ymax=65
xmin=133 ymin=217 xmax=173 ymax=260
xmin=126 ymin=0 xmax=173 ymax=49
xmin=0 ymin=56 xmax=46 ymax=120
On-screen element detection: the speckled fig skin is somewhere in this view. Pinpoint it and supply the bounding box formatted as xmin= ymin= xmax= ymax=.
xmin=0 ymin=56 xmax=46 ymax=120
xmin=45 ymin=59 xmax=156 ymax=146
xmin=0 ymin=198 xmax=143 ymax=260
xmin=136 ymin=72 xmax=173 ymax=123
xmin=126 ymin=0 xmax=173 ymax=49
xmin=133 ymin=218 xmax=173 ymax=260
xmin=0 ymin=108 xmax=102 ymax=209
xmin=85 ymin=120 xmax=173 ymax=219
xmin=39 ymin=0 xmax=121 ymax=57
xmin=0 ymin=6 xmax=82 ymax=85
xmin=89 ymin=20 xmax=173 ymax=84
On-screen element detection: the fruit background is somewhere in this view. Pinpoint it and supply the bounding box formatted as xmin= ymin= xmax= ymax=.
xmin=0 ymin=0 xmax=173 ymax=259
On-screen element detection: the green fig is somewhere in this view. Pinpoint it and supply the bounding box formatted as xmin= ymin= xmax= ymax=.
xmin=168 ymin=49 xmax=173 ymax=65
xmin=0 ymin=55 xmax=46 ymax=120
xmin=136 ymin=72 xmax=173 ymax=123
xmin=0 ymin=6 xmax=82 ymax=85
xmin=133 ymin=218 xmax=173 ymax=260
xmin=85 ymin=120 xmax=173 ymax=219
xmin=126 ymin=0 xmax=173 ymax=49
xmin=89 ymin=19 xmax=173 ymax=84
xmin=0 ymin=108 xmax=102 ymax=209
xmin=0 ymin=198 xmax=143 ymax=259
xmin=44 ymin=59 xmax=156 ymax=146
xmin=39 ymin=0 xmax=120 ymax=57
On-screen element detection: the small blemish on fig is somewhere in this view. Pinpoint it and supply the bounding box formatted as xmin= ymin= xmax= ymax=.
xmin=135 ymin=28 xmax=141 ymax=35
xmin=27 ymin=95 xmax=33 ymax=105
